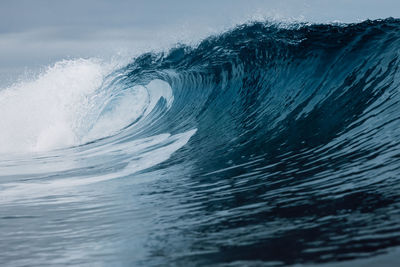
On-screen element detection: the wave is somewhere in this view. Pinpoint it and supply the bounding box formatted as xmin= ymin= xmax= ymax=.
xmin=1 ymin=18 xmax=400 ymax=266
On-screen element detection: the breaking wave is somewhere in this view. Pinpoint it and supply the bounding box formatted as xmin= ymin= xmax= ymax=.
xmin=1 ymin=18 xmax=400 ymax=266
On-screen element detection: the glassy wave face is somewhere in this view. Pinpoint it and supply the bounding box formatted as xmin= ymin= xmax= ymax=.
xmin=1 ymin=18 xmax=400 ymax=266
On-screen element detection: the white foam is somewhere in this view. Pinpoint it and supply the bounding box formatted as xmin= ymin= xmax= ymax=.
xmin=0 ymin=59 xmax=112 ymax=154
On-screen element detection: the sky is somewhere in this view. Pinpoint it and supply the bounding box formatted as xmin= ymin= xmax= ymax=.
xmin=0 ymin=0 xmax=398 ymax=85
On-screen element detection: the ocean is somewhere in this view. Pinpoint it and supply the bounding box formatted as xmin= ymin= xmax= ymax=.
xmin=1 ymin=18 xmax=400 ymax=266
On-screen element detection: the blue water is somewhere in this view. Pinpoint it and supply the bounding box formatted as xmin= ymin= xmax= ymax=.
xmin=1 ymin=18 xmax=400 ymax=266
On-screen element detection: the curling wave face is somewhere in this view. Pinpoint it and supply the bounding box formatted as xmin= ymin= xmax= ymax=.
xmin=1 ymin=18 xmax=400 ymax=266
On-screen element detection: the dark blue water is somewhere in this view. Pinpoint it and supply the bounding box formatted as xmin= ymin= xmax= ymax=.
xmin=1 ymin=18 xmax=400 ymax=266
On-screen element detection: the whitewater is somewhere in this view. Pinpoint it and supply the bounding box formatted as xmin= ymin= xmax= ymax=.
xmin=1 ymin=18 xmax=400 ymax=266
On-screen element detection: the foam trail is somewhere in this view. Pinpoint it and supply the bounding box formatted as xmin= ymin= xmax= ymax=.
xmin=0 ymin=129 xmax=196 ymax=204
